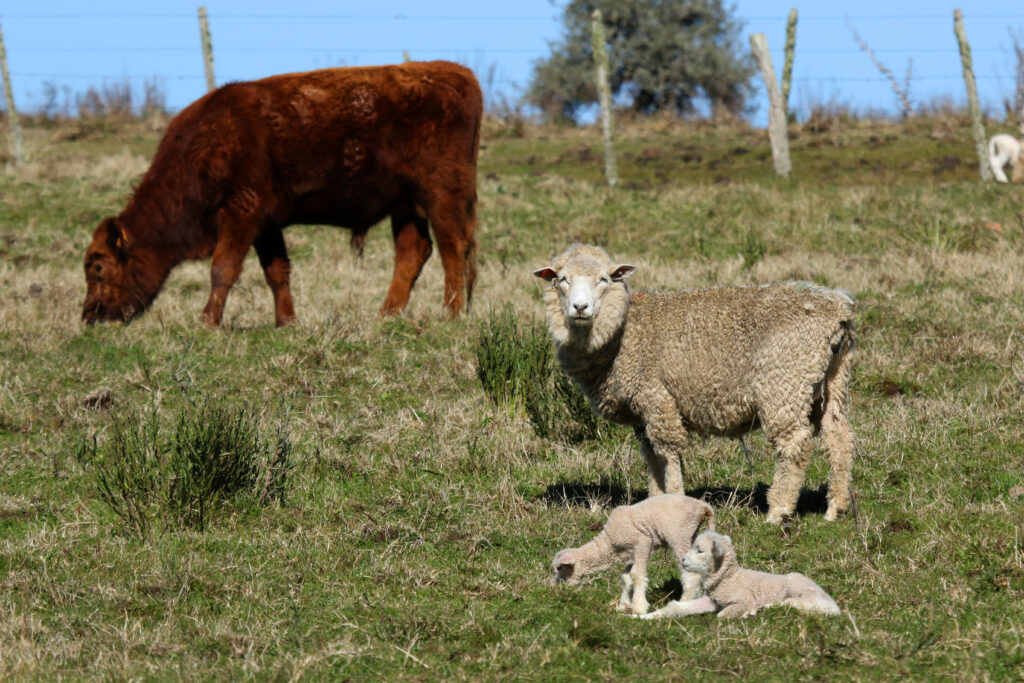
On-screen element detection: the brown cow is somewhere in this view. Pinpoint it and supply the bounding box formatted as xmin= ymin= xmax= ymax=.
xmin=82 ymin=60 xmax=481 ymax=327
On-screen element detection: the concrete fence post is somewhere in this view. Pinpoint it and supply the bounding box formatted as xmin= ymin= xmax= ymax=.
xmin=0 ymin=17 xmax=24 ymax=166
xmin=198 ymin=6 xmax=216 ymax=93
xmin=591 ymin=9 xmax=617 ymax=188
xmin=954 ymin=9 xmax=991 ymax=181
xmin=750 ymin=33 xmax=791 ymax=178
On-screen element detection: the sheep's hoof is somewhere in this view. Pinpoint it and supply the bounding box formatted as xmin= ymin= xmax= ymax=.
xmin=824 ymin=507 xmax=847 ymax=522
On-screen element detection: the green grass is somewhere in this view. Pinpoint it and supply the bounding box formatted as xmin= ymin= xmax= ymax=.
xmin=0 ymin=114 xmax=1022 ymax=679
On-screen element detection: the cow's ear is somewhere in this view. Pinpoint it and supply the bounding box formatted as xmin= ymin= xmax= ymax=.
xmin=610 ymin=264 xmax=636 ymax=281
xmin=534 ymin=267 xmax=558 ymax=282
xmin=103 ymin=218 xmax=130 ymax=259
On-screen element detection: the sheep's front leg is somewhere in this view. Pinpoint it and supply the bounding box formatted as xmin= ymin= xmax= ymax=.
xmin=635 ymin=596 xmax=717 ymax=619
xmin=640 ymin=400 xmax=688 ymax=495
xmin=627 ymin=538 xmax=652 ymax=614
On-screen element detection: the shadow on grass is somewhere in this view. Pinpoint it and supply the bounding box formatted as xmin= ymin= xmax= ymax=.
xmin=539 ymin=480 xmax=831 ymax=517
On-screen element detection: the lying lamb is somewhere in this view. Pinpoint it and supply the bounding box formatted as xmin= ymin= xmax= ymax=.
xmin=638 ymin=531 xmax=839 ymax=618
xmin=550 ymin=494 xmax=714 ymax=615
xmin=988 ymin=133 xmax=1022 ymax=183
xmin=534 ymin=243 xmax=855 ymax=524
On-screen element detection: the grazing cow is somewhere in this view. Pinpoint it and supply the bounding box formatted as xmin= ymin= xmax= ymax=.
xmin=82 ymin=61 xmax=482 ymax=327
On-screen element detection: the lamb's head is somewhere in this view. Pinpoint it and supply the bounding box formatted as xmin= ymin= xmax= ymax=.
xmin=533 ymin=243 xmax=635 ymax=348
xmin=682 ymin=531 xmax=735 ymax=578
xmin=550 ymin=548 xmax=584 ymax=586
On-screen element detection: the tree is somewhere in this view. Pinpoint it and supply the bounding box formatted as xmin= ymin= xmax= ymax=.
xmin=527 ymin=0 xmax=754 ymax=122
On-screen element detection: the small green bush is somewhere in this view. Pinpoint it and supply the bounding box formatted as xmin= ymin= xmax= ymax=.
xmin=475 ymin=306 xmax=615 ymax=443
xmin=77 ymin=401 xmax=293 ymax=537
xmin=475 ymin=306 xmax=554 ymax=408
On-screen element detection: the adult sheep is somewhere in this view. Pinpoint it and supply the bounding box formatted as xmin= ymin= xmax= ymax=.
xmin=82 ymin=61 xmax=481 ymax=327
xmin=534 ymin=243 xmax=856 ymax=524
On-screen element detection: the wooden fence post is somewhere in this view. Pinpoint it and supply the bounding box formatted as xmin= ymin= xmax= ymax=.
xmin=0 ymin=17 xmax=24 ymax=166
xmin=953 ymin=9 xmax=991 ymax=182
xmin=749 ymin=33 xmax=791 ymax=178
xmin=198 ymin=6 xmax=216 ymax=92
xmin=781 ymin=9 xmax=797 ymax=117
xmin=591 ymin=9 xmax=617 ymax=188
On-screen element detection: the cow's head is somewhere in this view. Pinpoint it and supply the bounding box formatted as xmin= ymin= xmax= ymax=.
xmin=82 ymin=217 xmax=142 ymax=324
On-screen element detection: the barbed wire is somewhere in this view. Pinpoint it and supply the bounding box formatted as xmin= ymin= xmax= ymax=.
xmin=11 ymin=71 xmax=1010 ymax=84
xmin=5 ymin=12 xmax=1024 ymax=21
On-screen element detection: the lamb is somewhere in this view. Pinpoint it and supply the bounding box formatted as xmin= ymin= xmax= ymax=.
xmin=988 ymin=133 xmax=1023 ymax=183
xmin=533 ymin=243 xmax=855 ymax=524
xmin=637 ymin=531 xmax=839 ymax=619
xmin=550 ymin=494 xmax=715 ymax=615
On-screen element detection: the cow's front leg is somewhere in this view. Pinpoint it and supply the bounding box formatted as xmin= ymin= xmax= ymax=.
xmin=202 ymin=232 xmax=250 ymax=328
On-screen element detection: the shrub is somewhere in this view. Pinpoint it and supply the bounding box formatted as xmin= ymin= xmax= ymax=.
xmin=475 ymin=306 xmax=616 ymax=443
xmin=77 ymin=401 xmax=293 ymax=537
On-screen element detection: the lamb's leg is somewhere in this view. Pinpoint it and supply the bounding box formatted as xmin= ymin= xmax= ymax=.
xmin=764 ymin=422 xmax=814 ymax=524
xmin=716 ymin=603 xmax=756 ymax=618
xmin=680 ymin=570 xmax=703 ymax=601
xmin=635 ymin=596 xmax=716 ymax=619
xmin=627 ymin=538 xmax=652 ymax=614
xmin=617 ymin=565 xmax=634 ymax=613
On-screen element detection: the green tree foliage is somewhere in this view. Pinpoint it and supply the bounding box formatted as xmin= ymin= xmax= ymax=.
xmin=528 ymin=0 xmax=755 ymax=121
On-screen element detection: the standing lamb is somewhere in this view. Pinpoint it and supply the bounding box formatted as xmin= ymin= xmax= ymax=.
xmin=637 ymin=531 xmax=840 ymax=619
xmin=534 ymin=243 xmax=855 ymax=524
xmin=988 ymin=133 xmax=1022 ymax=183
xmin=550 ymin=494 xmax=714 ymax=615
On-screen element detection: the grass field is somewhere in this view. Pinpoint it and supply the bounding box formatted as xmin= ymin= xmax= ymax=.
xmin=1 ymin=112 xmax=1023 ymax=680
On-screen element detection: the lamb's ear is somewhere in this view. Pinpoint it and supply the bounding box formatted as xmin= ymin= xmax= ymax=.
xmin=712 ymin=536 xmax=727 ymax=571
xmin=534 ymin=267 xmax=558 ymax=282
xmin=610 ymin=264 xmax=636 ymax=281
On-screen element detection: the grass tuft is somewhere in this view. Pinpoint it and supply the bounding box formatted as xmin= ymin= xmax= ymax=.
xmin=76 ymin=401 xmax=293 ymax=536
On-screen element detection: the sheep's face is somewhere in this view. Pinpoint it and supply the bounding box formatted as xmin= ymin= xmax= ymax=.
xmin=534 ymin=247 xmax=635 ymax=328
xmin=682 ymin=532 xmax=731 ymax=576
xmin=550 ymin=549 xmax=582 ymax=586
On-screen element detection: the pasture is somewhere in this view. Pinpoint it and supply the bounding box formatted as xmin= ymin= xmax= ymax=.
xmin=1 ymin=113 xmax=1022 ymax=679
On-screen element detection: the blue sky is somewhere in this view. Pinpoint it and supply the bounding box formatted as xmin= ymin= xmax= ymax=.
xmin=1 ymin=1 xmax=1022 ymax=126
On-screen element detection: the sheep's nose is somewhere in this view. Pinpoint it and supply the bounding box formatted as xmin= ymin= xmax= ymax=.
xmin=573 ymin=302 xmax=588 ymax=314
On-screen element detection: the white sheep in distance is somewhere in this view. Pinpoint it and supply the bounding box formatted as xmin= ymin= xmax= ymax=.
xmin=550 ymin=494 xmax=714 ymax=615
xmin=637 ymin=530 xmax=840 ymax=619
xmin=534 ymin=243 xmax=856 ymax=524
xmin=988 ymin=133 xmax=1022 ymax=183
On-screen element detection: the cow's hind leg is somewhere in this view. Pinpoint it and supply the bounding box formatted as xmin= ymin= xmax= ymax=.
xmin=427 ymin=190 xmax=477 ymax=317
xmin=380 ymin=209 xmax=432 ymax=316
xmin=253 ymin=228 xmax=296 ymax=327
xmin=202 ymin=219 xmax=253 ymax=328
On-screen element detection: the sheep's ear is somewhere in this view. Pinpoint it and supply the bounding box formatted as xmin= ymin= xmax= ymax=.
xmin=610 ymin=264 xmax=636 ymax=281
xmin=712 ymin=537 xmax=727 ymax=570
xmin=534 ymin=267 xmax=558 ymax=282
